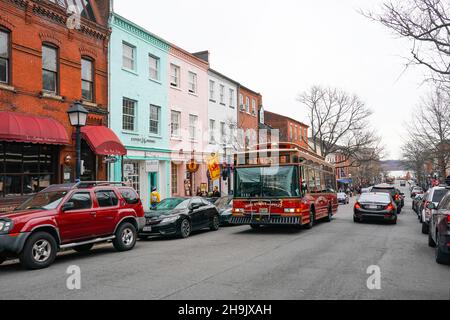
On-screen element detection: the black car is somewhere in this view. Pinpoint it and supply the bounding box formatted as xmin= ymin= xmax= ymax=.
xmin=428 ymin=190 xmax=450 ymax=265
xmin=371 ymin=184 xmax=403 ymax=213
xmin=139 ymin=197 xmax=220 ymax=239
xmin=354 ymin=192 xmax=397 ymax=224
xmin=214 ymin=196 xmax=233 ymax=225
xmin=412 ymin=194 xmax=424 ymax=214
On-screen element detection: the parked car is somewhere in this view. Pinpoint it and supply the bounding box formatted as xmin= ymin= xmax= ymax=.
xmin=214 ymin=196 xmax=233 ymax=225
xmin=396 ymin=188 xmax=405 ymax=208
xmin=337 ymin=192 xmax=350 ymax=204
xmin=418 ymin=191 xmax=429 ymax=220
xmin=412 ymin=194 xmax=424 ymax=214
xmin=428 ymin=190 xmax=450 ymax=265
xmin=400 ymin=180 xmax=406 ymax=187
xmin=139 ymin=197 xmax=220 ymax=239
xmin=420 ymin=186 xmax=450 ymax=234
xmin=371 ymin=184 xmax=403 ymax=213
xmin=354 ymin=192 xmax=397 ymax=224
xmin=0 ymin=182 xmax=145 ymax=270
xmin=411 ymin=186 xmax=424 ymax=198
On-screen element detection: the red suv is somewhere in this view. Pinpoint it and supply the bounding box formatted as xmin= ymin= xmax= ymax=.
xmin=0 ymin=182 xmax=145 ymax=270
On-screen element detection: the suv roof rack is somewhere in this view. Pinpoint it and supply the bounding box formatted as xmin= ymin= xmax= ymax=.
xmin=74 ymin=181 xmax=127 ymax=189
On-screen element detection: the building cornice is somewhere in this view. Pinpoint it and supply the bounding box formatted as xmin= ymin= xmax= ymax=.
xmin=169 ymin=45 xmax=209 ymax=70
xmin=111 ymin=13 xmax=170 ymax=52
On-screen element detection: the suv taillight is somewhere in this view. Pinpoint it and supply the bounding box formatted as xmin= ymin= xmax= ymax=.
xmin=447 ymin=215 xmax=450 ymax=224
xmin=386 ymin=203 xmax=394 ymax=211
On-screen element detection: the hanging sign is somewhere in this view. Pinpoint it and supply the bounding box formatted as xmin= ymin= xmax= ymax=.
xmin=207 ymin=153 xmax=221 ymax=181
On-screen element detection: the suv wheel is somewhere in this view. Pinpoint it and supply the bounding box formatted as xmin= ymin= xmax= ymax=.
xmin=421 ymin=222 xmax=429 ymax=235
xmin=19 ymin=232 xmax=57 ymax=270
xmin=436 ymin=235 xmax=450 ymax=265
xmin=179 ymin=218 xmax=191 ymax=238
xmin=210 ymin=215 xmax=220 ymax=231
xmin=113 ymin=223 xmax=137 ymax=252
xmin=428 ymin=230 xmax=436 ymax=248
xmin=74 ymin=243 xmax=94 ymax=253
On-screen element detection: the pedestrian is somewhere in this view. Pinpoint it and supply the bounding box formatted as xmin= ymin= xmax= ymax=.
xmin=212 ymin=186 xmax=221 ymax=198
xmin=150 ymin=187 xmax=161 ymax=209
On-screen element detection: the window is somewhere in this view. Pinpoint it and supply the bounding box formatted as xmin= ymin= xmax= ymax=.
xmin=209 ymin=119 xmax=216 ymax=143
xmin=171 ymin=110 xmax=181 ymax=137
xmin=171 ymin=163 xmax=178 ymax=195
xmin=149 ymin=105 xmax=161 ymax=135
xmin=209 ymin=80 xmax=215 ymax=101
xmin=122 ymin=98 xmax=136 ymax=131
xmin=220 ymin=85 xmax=225 ymax=104
xmin=294 ymin=125 xmax=298 ymax=140
xmin=188 ymin=72 xmax=197 ymax=94
xmin=119 ymin=188 xmax=140 ymax=205
xmin=67 ymin=193 xmax=92 ymax=210
xmin=189 ymin=115 xmax=198 ymax=141
xmin=252 ymin=99 xmax=256 ymax=115
xmin=123 ymin=162 xmax=140 ymax=195
xmin=220 ymin=122 xmax=226 ymax=143
xmin=81 ymin=58 xmax=94 ymax=101
xmin=246 ymin=97 xmax=250 ymax=113
xmin=0 ymin=142 xmax=57 ymax=197
xmin=149 ymin=55 xmax=159 ymax=80
xmin=229 ymin=89 xmax=235 ymax=107
xmin=95 ymin=190 xmax=119 ymax=208
xmin=0 ymin=29 xmax=10 ymax=84
xmin=42 ymin=44 xmax=58 ymax=93
xmin=239 ymin=94 xmax=244 ymax=110
xmin=290 ymin=124 xmax=293 ymax=141
xmin=170 ymin=64 xmax=180 ymax=87
xmin=122 ymin=42 xmax=135 ymax=70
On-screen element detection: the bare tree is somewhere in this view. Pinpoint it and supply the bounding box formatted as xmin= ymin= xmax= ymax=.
xmin=402 ymin=139 xmax=430 ymax=185
xmin=366 ymin=0 xmax=450 ymax=83
xmin=298 ymin=85 xmax=384 ymax=167
xmin=407 ymin=87 xmax=450 ymax=178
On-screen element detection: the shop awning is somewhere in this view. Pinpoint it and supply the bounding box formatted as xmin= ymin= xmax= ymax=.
xmin=0 ymin=111 xmax=69 ymax=145
xmin=81 ymin=126 xmax=127 ymax=156
xmin=337 ymin=179 xmax=353 ymax=184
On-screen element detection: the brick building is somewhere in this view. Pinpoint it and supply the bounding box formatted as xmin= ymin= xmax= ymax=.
xmin=0 ymin=0 xmax=124 ymax=211
xmin=263 ymin=110 xmax=309 ymax=149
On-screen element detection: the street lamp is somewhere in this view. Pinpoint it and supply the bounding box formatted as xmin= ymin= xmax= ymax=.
xmin=67 ymin=101 xmax=89 ymax=182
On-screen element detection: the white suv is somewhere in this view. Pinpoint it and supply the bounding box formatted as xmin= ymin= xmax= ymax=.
xmin=421 ymin=186 xmax=450 ymax=234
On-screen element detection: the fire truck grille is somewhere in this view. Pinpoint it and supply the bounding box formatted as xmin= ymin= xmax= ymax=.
xmin=230 ymin=216 xmax=302 ymax=225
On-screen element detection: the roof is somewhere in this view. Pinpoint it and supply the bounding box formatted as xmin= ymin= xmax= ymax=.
xmin=264 ymin=110 xmax=309 ymax=128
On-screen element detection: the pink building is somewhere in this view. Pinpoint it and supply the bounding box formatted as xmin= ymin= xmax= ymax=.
xmin=168 ymin=46 xmax=210 ymax=197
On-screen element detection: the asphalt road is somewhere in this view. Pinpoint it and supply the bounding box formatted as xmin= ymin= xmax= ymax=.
xmin=1 ymin=184 xmax=449 ymax=300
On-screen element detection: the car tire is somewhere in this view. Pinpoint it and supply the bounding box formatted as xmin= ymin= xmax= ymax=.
xmin=0 ymin=255 xmax=6 ymax=265
xmin=73 ymin=243 xmax=94 ymax=253
xmin=19 ymin=232 xmax=58 ymax=270
xmin=179 ymin=218 xmax=192 ymax=238
xmin=325 ymin=206 xmax=333 ymax=222
xmin=250 ymin=224 xmax=261 ymax=230
xmin=304 ymin=211 xmax=315 ymax=229
xmin=113 ymin=222 xmax=137 ymax=252
xmin=391 ymin=219 xmax=397 ymax=225
xmin=210 ymin=214 xmax=220 ymax=231
xmin=436 ymin=235 xmax=450 ymax=265
xmin=353 ymin=216 xmax=360 ymax=223
xmin=421 ymin=222 xmax=429 ymax=235
xmin=428 ymin=230 xmax=436 ymax=248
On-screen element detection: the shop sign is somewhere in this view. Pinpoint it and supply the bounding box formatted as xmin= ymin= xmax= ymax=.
xmin=146 ymin=160 xmax=159 ymax=173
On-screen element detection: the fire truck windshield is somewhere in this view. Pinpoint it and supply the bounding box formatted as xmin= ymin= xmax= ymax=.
xmin=234 ymin=166 xmax=300 ymax=198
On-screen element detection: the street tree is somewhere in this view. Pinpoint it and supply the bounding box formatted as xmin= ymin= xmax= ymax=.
xmin=402 ymin=139 xmax=430 ymax=186
xmin=298 ymin=85 xmax=384 ymax=168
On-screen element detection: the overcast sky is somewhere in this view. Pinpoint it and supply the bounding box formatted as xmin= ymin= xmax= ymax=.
xmin=114 ymin=0 xmax=431 ymax=160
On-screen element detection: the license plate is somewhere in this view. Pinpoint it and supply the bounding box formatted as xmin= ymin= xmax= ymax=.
xmin=143 ymin=226 xmax=152 ymax=232
xmin=259 ymin=208 xmax=269 ymax=214
xmin=368 ymin=205 xmax=378 ymax=209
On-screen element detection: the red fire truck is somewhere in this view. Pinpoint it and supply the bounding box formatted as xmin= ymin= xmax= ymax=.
xmin=231 ymin=142 xmax=338 ymax=229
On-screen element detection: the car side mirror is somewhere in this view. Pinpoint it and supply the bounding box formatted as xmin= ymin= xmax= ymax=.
xmin=428 ymin=203 xmax=437 ymax=210
xmin=62 ymin=202 xmax=75 ymax=212
xmin=190 ymin=203 xmax=201 ymax=211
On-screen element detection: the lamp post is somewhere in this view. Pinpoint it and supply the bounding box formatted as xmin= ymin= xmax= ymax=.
xmin=67 ymin=102 xmax=88 ymax=182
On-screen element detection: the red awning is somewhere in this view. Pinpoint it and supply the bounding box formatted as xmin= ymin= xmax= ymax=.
xmin=81 ymin=126 xmax=127 ymax=156
xmin=0 ymin=111 xmax=69 ymax=145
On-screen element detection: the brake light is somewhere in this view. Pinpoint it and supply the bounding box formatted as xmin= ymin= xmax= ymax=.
xmin=394 ymin=194 xmax=400 ymax=201
xmin=355 ymin=203 xmax=361 ymax=210
xmin=387 ymin=203 xmax=394 ymax=211
xmin=447 ymin=215 xmax=450 ymax=224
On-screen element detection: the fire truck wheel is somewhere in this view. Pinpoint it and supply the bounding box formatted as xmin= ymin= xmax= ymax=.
xmin=325 ymin=206 xmax=333 ymax=222
xmin=250 ymin=224 xmax=261 ymax=230
xmin=304 ymin=211 xmax=315 ymax=229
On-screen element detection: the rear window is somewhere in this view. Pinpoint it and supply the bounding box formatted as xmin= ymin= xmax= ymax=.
xmin=359 ymin=193 xmax=390 ymax=204
xmin=371 ymin=188 xmax=396 ymax=196
xmin=432 ymin=189 xmax=449 ymax=203
xmin=119 ymin=188 xmax=140 ymax=205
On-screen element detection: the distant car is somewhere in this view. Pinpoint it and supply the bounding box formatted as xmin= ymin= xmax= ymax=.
xmin=354 ymin=192 xmax=397 ymax=224
xmin=0 ymin=182 xmax=145 ymax=270
xmin=214 ymin=196 xmax=233 ymax=225
xmin=396 ymin=188 xmax=405 ymax=208
xmin=428 ymin=190 xmax=450 ymax=265
xmin=139 ymin=197 xmax=220 ymax=239
xmin=411 ymin=186 xmax=424 ymax=198
xmin=400 ymin=180 xmax=406 ymax=187
xmin=412 ymin=194 xmax=424 ymax=214
xmin=371 ymin=184 xmax=403 ymax=214
xmin=420 ymin=186 xmax=450 ymax=234
xmin=337 ymin=192 xmax=350 ymax=204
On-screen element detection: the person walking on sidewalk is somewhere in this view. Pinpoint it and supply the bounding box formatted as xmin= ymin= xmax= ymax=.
xmin=150 ymin=187 xmax=161 ymax=209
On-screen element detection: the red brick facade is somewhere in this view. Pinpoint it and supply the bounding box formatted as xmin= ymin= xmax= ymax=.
xmin=264 ymin=111 xmax=309 ymax=149
xmin=0 ymin=0 xmax=110 ymax=210
xmin=238 ymin=85 xmax=262 ymax=149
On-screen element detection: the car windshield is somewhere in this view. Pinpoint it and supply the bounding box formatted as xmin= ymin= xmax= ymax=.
xmin=432 ymin=189 xmax=448 ymax=203
xmin=235 ymin=166 xmax=300 ymax=198
xmin=358 ymin=193 xmax=391 ymax=204
xmin=155 ymin=198 xmax=189 ymax=211
xmin=15 ymin=191 xmax=68 ymax=211
xmin=215 ymin=197 xmax=232 ymax=209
